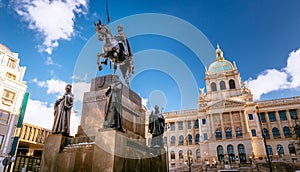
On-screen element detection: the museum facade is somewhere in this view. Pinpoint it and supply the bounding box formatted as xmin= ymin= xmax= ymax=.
xmin=161 ymin=45 xmax=300 ymax=170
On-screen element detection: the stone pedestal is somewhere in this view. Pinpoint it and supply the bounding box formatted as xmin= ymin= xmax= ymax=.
xmin=41 ymin=75 xmax=167 ymax=172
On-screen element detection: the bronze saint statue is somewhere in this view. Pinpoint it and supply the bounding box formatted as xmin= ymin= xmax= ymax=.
xmin=52 ymin=84 xmax=74 ymax=136
xmin=103 ymin=75 xmax=123 ymax=131
xmin=149 ymin=105 xmax=165 ymax=147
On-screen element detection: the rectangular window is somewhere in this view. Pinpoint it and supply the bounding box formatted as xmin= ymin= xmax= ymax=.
xmin=0 ymin=110 xmax=10 ymax=124
xmin=170 ymin=122 xmax=175 ymax=131
xmin=268 ymin=112 xmax=276 ymax=122
xmin=279 ymin=110 xmax=287 ymax=121
xmin=187 ymin=121 xmax=191 ymax=129
xmin=204 ymin=133 xmax=208 ymax=141
xmin=194 ymin=119 xmax=199 ymax=129
xmin=260 ymin=113 xmax=266 ymax=123
xmin=7 ymin=58 xmax=17 ymax=69
xmin=0 ymin=135 xmax=4 ymax=149
xmin=2 ymin=89 xmax=16 ymax=105
xmin=178 ymin=121 xmax=183 ymax=130
xmin=289 ymin=109 xmax=297 ymax=119
xmin=202 ymin=118 xmax=206 ymax=125
xmin=6 ymin=72 xmax=16 ymax=80
xmin=248 ymin=114 xmax=254 ymax=120
xmin=251 ymin=129 xmax=257 ymax=137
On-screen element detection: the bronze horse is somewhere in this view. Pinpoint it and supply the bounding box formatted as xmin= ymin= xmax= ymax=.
xmin=95 ymin=20 xmax=134 ymax=85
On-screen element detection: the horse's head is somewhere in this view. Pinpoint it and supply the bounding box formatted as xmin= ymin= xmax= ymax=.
xmin=95 ymin=20 xmax=113 ymax=42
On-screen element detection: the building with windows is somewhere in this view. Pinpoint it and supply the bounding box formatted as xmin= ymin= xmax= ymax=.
xmin=12 ymin=122 xmax=51 ymax=171
xmin=161 ymin=45 xmax=300 ymax=170
xmin=0 ymin=43 xmax=27 ymax=170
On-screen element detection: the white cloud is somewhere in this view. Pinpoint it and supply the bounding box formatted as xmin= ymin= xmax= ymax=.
xmin=46 ymin=79 xmax=68 ymax=95
xmin=142 ymin=97 xmax=148 ymax=107
xmin=24 ymin=99 xmax=80 ymax=136
xmin=247 ymin=48 xmax=300 ymax=100
xmin=12 ymin=0 xmax=88 ymax=54
xmin=32 ymin=78 xmax=90 ymax=102
xmin=72 ymin=81 xmax=90 ymax=102
xmin=45 ymin=56 xmax=61 ymax=67
xmin=32 ymin=78 xmax=67 ymax=95
xmin=24 ymin=99 xmax=53 ymax=129
xmin=285 ymin=49 xmax=300 ymax=88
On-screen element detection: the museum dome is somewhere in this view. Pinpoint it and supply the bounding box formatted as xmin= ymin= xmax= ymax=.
xmin=207 ymin=45 xmax=234 ymax=74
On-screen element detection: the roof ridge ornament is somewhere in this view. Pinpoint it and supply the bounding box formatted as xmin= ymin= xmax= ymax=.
xmin=216 ymin=44 xmax=224 ymax=61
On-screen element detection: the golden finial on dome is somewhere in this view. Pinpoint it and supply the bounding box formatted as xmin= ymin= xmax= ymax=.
xmin=216 ymin=44 xmax=224 ymax=61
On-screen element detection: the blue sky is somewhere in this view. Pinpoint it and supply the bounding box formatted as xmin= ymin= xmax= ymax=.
xmin=1 ymin=0 xmax=300 ymax=134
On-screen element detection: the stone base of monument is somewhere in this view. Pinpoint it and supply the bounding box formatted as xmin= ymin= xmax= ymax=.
xmin=41 ymin=131 xmax=166 ymax=172
xmin=40 ymin=75 xmax=167 ymax=172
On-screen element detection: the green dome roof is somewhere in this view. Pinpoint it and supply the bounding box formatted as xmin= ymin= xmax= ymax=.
xmin=208 ymin=59 xmax=234 ymax=74
xmin=207 ymin=45 xmax=234 ymax=74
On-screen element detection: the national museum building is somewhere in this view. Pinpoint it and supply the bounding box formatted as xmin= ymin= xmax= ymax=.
xmin=162 ymin=45 xmax=300 ymax=169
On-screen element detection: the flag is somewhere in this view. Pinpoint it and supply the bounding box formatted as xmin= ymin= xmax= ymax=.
xmin=106 ymin=0 xmax=110 ymax=23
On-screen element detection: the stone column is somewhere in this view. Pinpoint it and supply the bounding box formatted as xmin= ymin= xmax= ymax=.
xmin=265 ymin=112 xmax=274 ymax=139
xmin=239 ymin=111 xmax=245 ymax=136
xmin=210 ymin=114 xmax=215 ymax=141
xmin=275 ymin=111 xmax=284 ymax=138
xmin=230 ymin=112 xmax=235 ymax=139
xmin=285 ymin=110 xmax=295 ymax=128
xmin=220 ymin=113 xmax=225 ymax=139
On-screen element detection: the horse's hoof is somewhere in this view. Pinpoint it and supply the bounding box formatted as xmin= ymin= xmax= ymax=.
xmin=98 ymin=65 xmax=103 ymax=71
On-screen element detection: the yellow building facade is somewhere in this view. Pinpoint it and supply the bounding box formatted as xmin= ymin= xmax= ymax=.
xmin=162 ymin=45 xmax=300 ymax=171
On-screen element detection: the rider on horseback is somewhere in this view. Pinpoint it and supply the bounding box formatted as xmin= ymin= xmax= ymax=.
xmin=95 ymin=20 xmax=134 ymax=86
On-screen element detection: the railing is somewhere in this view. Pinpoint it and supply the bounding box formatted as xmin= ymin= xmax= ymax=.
xmin=256 ymin=96 xmax=300 ymax=106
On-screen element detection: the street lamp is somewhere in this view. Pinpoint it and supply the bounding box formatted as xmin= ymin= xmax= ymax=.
xmin=185 ymin=136 xmax=192 ymax=172
xmin=164 ymin=124 xmax=170 ymax=172
xmin=292 ymin=116 xmax=300 ymax=155
xmin=256 ymin=106 xmax=273 ymax=172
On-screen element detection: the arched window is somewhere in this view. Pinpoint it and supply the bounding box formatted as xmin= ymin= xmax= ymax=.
xmin=171 ymin=136 xmax=176 ymax=145
xmin=288 ymin=144 xmax=296 ymax=154
xmin=226 ymin=128 xmax=232 ymax=139
xmin=217 ymin=145 xmax=224 ymax=162
xmin=171 ymin=151 xmax=175 ymax=160
xmin=188 ymin=134 xmax=193 ymax=144
xmin=263 ymin=128 xmax=270 ymax=139
xmin=211 ymin=82 xmax=217 ymax=92
xmin=238 ymin=144 xmax=246 ymax=163
xmin=196 ymin=149 xmax=201 ymax=160
xmin=236 ymin=127 xmax=242 ymax=137
xmin=179 ymin=135 xmax=184 ymax=145
xmin=163 ymin=136 xmax=167 ymax=145
xmin=229 ymin=79 xmax=236 ymax=89
xmin=267 ymin=145 xmax=273 ymax=155
xmin=179 ymin=150 xmax=184 ymax=160
xmin=277 ymin=144 xmax=284 ymax=156
xmin=195 ymin=134 xmax=200 ymax=143
xmin=220 ymin=81 xmax=226 ymax=90
xmin=227 ymin=144 xmax=235 ymax=162
xmin=272 ymin=127 xmax=280 ymax=138
xmin=216 ymin=129 xmax=222 ymax=140
xmin=283 ymin=126 xmax=291 ymax=137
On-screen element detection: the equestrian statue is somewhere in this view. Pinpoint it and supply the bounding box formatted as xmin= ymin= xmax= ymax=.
xmin=95 ymin=20 xmax=134 ymax=86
